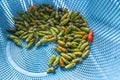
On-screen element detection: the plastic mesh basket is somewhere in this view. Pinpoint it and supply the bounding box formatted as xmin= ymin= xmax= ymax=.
xmin=0 ymin=0 xmax=120 ymax=80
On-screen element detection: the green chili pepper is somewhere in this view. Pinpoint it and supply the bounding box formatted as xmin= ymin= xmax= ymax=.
xmin=67 ymin=53 xmax=76 ymax=59
xmin=80 ymin=23 xmax=87 ymax=27
xmin=52 ymin=57 xmax=60 ymax=66
xmin=68 ymin=49 xmax=80 ymax=53
xmin=21 ymin=15 xmax=29 ymax=22
xmin=81 ymin=15 xmax=87 ymax=23
xmin=15 ymin=21 xmax=24 ymax=25
xmin=77 ymin=40 xmax=86 ymax=49
xmin=53 ymin=20 xmax=59 ymax=25
xmin=80 ymin=27 xmax=89 ymax=33
xmin=61 ymin=56 xmax=70 ymax=64
xmin=39 ymin=31 xmax=51 ymax=35
xmin=13 ymin=17 xmax=23 ymax=21
xmin=13 ymin=39 xmax=22 ymax=47
xmin=65 ymin=25 xmax=72 ymax=35
xmin=40 ymin=26 xmax=49 ymax=31
xmin=48 ymin=19 xmax=55 ymax=27
xmin=26 ymin=34 xmax=34 ymax=43
xmin=39 ymin=20 xmax=47 ymax=24
xmin=74 ymin=20 xmax=82 ymax=23
xmin=65 ymin=42 xmax=73 ymax=47
xmin=71 ymin=58 xmax=82 ymax=63
xmin=7 ymin=35 xmax=18 ymax=40
xmin=34 ymin=11 xmax=39 ymax=17
xmin=35 ymin=38 xmax=48 ymax=47
xmin=50 ymin=28 xmax=57 ymax=36
xmin=16 ymin=25 xmax=25 ymax=30
xmin=74 ymin=35 xmax=82 ymax=38
xmin=70 ymin=11 xmax=79 ymax=19
xmin=71 ymin=42 xmax=79 ymax=45
xmin=17 ymin=11 xmax=25 ymax=15
xmin=37 ymin=32 xmax=46 ymax=37
xmin=57 ymin=37 xmax=64 ymax=40
xmin=50 ymin=11 xmax=56 ymax=18
xmin=60 ymin=18 xmax=70 ymax=26
xmin=84 ymin=45 xmax=90 ymax=51
xmin=51 ymin=27 xmax=59 ymax=34
xmin=14 ymin=24 xmax=21 ymax=29
xmin=82 ymin=50 xmax=90 ymax=59
xmin=28 ymin=12 xmax=37 ymax=20
xmin=26 ymin=38 xmax=35 ymax=49
xmin=66 ymin=37 xmax=74 ymax=42
xmin=54 ymin=46 xmax=62 ymax=53
xmin=61 ymin=53 xmax=72 ymax=60
xmin=72 ymin=26 xmax=81 ymax=31
xmin=15 ymin=31 xmax=24 ymax=36
xmin=48 ymin=55 xmax=56 ymax=66
xmin=71 ymin=42 xmax=78 ymax=48
xmin=73 ymin=52 xmax=83 ymax=56
xmin=65 ymin=62 xmax=76 ymax=69
xmin=40 ymin=13 xmax=49 ymax=19
xmin=19 ymin=32 xmax=27 ymax=39
xmin=80 ymin=42 xmax=89 ymax=51
xmin=57 ymin=30 xmax=64 ymax=37
xmin=45 ymin=7 xmax=51 ymax=12
xmin=69 ymin=11 xmax=74 ymax=18
xmin=33 ymin=32 xmax=39 ymax=42
xmin=74 ymin=23 xmax=80 ymax=27
xmin=66 ymin=42 xmax=78 ymax=48
xmin=55 ymin=25 xmax=61 ymax=30
xmin=73 ymin=15 xmax=81 ymax=20
xmin=48 ymin=37 xmax=56 ymax=42
xmin=73 ymin=38 xmax=81 ymax=42
xmin=67 ymin=33 xmax=74 ymax=37
xmin=30 ymin=18 xmax=36 ymax=23
xmin=21 ymin=34 xmax=29 ymax=40
xmin=66 ymin=36 xmax=75 ymax=40
xmin=24 ymin=21 xmax=29 ymax=27
xmin=43 ymin=35 xmax=53 ymax=39
xmin=46 ymin=67 xmax=55 ymax=73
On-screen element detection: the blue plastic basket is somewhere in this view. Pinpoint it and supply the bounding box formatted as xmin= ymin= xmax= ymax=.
xmin=0 ymin=0 xmax=120 ymax=80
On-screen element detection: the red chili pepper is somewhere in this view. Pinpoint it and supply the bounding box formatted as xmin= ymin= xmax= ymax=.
xmin=89 ymin=30 xmax=93 ymax=36
xmin=88 ymin=30 xmax=93 ymax=43
xmin=28 ymin=5 xmax=35 ymax=11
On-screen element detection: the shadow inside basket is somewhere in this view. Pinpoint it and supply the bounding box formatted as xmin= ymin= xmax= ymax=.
xmin=6 ymin=40 xmax=59 ymax=77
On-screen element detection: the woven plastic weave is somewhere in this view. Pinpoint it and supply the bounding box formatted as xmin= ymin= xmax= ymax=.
xmin=0 ymin=0 xmax=120 ymax=80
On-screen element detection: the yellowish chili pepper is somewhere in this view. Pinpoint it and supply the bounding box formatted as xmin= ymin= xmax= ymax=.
xmin=52 ymin=57 xmax=60 ymax=66
xmin=65 ymin=62 xmax=76 ymax=69
xmin=82 ymin=34 xmax=88 ymax=40
xmin=59 ymin=57 xmax=65 ymax=67
xmin=71 ymin=58 xmax=82 ymax=63
xmin=48 ymin=55 xmax=56 ymax=66
xmin=61 ymin=53 xmax=72 ymax=60
xmin=46 ymin=67 xmax=55 ymax=73
xmin=58 ymin=46 xmax=67 ymax=52
xmin=57 ymin=40 xmax=65 ymax=46
xmin=61 ymin=13 xmax=68 ymax=20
